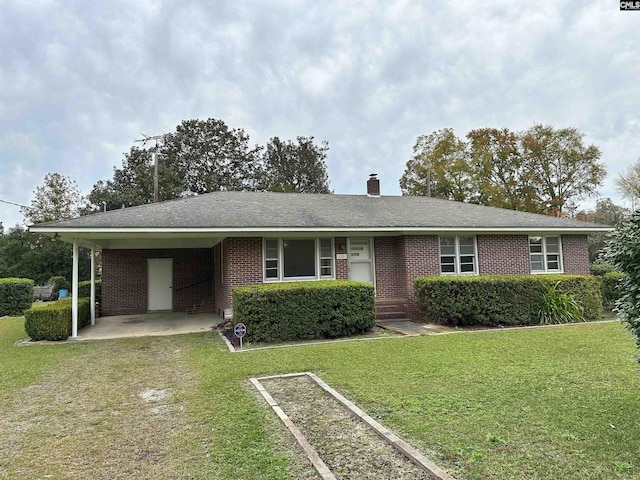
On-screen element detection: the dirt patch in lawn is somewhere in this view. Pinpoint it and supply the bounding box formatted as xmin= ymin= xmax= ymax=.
xmin=0 ymin=339 xmax=211 ymax=479
xmin=260 ymin=375 xmax=433 ymax=479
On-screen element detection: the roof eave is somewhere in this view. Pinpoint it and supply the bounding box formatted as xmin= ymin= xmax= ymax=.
xmin=29 ymin=225 xmax=615 ymax=235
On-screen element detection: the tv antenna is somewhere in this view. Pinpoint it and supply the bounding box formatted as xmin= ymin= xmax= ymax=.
xmin=134 ymin=131 xmax=169 ymax=203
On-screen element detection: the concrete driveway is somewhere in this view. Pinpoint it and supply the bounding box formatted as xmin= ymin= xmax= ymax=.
xmin=75 ymin=312 xmax=221 ymax=341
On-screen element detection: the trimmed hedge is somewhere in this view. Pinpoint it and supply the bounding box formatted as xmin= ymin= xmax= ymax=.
xmin=599 ymin=271 xmax=625 ymax=309
xmin=47 ymin=276 xmax=70 ymax=293
xmin=24 ymin=298 xmax=91 ymax=341
xmin=0 ymin=278 xmax=34 ymax=317
xmin=414 ymin=274 xmax=602 ymax=327
xmin=78 ymin=280 xmax=102 ymax=304
xmin=233 ymin=280 xmax=376 ymax=343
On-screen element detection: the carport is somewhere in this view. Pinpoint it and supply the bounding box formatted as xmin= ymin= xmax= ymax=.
xmin=28 ymin=227 xmax=224 ymax=339
xmin=75 ymin=311 xmax=220 ymax=341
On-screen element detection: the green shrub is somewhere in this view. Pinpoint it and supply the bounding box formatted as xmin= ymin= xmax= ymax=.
xmin=590 ymin=261 xmax=616 ymax=276
xmin=46 ymin=276 xmax=70 ymax=293
xmin=233 ymin=280 xmax=375 ymax=343
xmin=603 ymin=212 xmax=640 ymax=359
xmin=0 ymin=278 xmax=34 ymax=317
xmin=599 ymin=271 xmax=625 ymax=310
xmin=78 ymin=280 xmax=102 ymax=304
xmin=539 ymin=282 xmax=585 ymax=324
xmin=24 ymin=298 xmax=91 ymax=341
xmin=414 ymin=275 xmax=602 ymax=327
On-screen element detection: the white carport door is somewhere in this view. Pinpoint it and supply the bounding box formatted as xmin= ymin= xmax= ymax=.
xmin=148 ymin=258 xmax=173 ymax=311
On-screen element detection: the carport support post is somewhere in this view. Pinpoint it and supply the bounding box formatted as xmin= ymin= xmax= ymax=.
xmin=90 ymin=244 xmax=96 ymax=326
xmin=72 ymin=239 xmax=79 ymax=338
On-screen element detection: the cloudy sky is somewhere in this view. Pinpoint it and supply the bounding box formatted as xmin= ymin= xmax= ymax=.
xmin=1 ymin=0 xmax=639 ymax=227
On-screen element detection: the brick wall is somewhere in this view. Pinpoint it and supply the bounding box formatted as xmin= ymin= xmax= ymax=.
xmin=561 ymin=235 xmax=590 ymax=274
xmin=477 ymin=235 xmax=530 ymax=274
xmin=334 ymin=237 xmax=348 ymax=280
xmin=102 ymin=250 xmax=147 ymax=315
xmin=215 ymin=237 xmax=263 ymax=316
xmin=396 ymin=234 xmax=408 ymax=300
xmin=213 ymin=242 xmax=223 ymax=313
xmin=475 ymin=234 xmax=589 ymax=275
xmin=173 ymin=249 xmax=213 ymax=311
xmin=102 ymin=248 xmax=213 ymax=316
xmin=398 ymin=235 xmax=440 ymax=320
xmin=374 ymin=236 xmax=405 ymax=298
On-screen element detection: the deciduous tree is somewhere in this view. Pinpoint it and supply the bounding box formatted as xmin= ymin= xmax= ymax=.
xmin=615 ymin=157 xmax=640 ymax=209
xmin=21 ymin=173 xmax=82 ymax=224
xmin=521 ymin=125 xmax=605 ymax=216
xmin=162 ymin=118 xmax=262 ymax=194
xmin=400 ymin=128 xmax=473 ymax=202
xmin=83 ymin=147 xmax=184 ymax=213
xmin=84 ymin=118 xmax=332 ymax=213
xmin=0 ymin=225 xmax=91 ymax=284
xmin=259 ymin=136 xmax=330 ymax=193
xmin=467 ymin=128 xmax=538 ymax=211
xmin=10 ymin=173 xmax=90 ymax=284
xmin=576 ymin=198 xmax=628 ymax=262
xmin=401 ymin=125 xmax=606 ymax=216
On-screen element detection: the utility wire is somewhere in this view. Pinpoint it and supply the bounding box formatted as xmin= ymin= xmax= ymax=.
xmin=0 ymin=198 xmax=28 ymax=208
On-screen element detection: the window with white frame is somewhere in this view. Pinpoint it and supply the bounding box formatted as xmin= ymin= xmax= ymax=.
xmin=264 ymin=239 xmax=279 ymax=279
xmin=319 ymin=238 xmax=333 ymax=277
xmin=529 ymin=236 xmax=563 ymax=273
xmin=263 ymin=238 xmax=334 ymax=281
xmin=439 ymin=236 xmax=477 ymax=274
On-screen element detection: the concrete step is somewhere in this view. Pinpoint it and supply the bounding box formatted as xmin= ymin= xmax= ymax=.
xmin=376 ymin=311 xmax=407 ymax=320
xmin=375 ymin=298 xmax=407 ymax=320
xmin=375 ymin=297 xmax=408 ymax=306
xmin=376 ymin=320 xmax=445 ymax=335
xmin=376 ymin=304 xmax=407 ymax=312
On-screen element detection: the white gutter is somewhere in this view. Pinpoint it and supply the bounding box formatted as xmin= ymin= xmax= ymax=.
xmin=30 ymin=226 xmax=614 ymax=234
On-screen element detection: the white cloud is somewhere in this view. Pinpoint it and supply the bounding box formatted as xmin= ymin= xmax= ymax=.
xmin=1 ymin=0 xmax=639 ymax=225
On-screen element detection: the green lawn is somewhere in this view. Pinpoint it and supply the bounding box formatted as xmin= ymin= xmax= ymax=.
xmin=0 ymin=313 xmax=78 ymax=396
xmin=1 ymin=317 xmax=639 ymax=479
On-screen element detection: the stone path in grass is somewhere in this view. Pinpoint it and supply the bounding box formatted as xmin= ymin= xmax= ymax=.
xmin=260 ymin=374 xmax=436 ymax=480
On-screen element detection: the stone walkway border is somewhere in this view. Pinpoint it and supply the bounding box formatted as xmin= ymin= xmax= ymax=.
xmin=221 ymin=319 xmax=617 ymax=353
xmin=250 ymin=372 xmax=456 ymax=480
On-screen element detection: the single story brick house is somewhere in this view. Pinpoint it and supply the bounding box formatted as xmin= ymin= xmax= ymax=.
xmin=30 ymin=176 xmax=611 ymax=336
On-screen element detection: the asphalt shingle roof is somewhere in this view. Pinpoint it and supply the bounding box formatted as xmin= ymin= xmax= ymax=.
xmin=31 ymin=191 xmax=608 ymax=231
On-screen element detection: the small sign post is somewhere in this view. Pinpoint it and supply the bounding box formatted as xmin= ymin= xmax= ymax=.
xmin=233 ymin=322 xmax=247 ymax=350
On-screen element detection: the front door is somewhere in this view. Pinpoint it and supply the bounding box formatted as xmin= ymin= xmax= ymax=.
xmin=348 ymin=238 xmax=374 ymax=285
xmin=148 ymin=258 xmax=173 ymax=311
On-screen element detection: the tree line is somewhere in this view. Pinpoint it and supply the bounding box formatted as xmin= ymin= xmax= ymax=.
xmin=83 ymin=118 xmax=330 ymax=214
xmin=400 ymin=125 xmax=606 ymax=217
xmin=20 ymin=118 xmax=332 ymax=224
xmin=2 ymin=118 xmax=638 ymax=285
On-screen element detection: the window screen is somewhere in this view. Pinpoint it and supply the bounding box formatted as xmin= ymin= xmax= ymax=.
xmin=283 ymin=239 xmax=316 ymax=278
